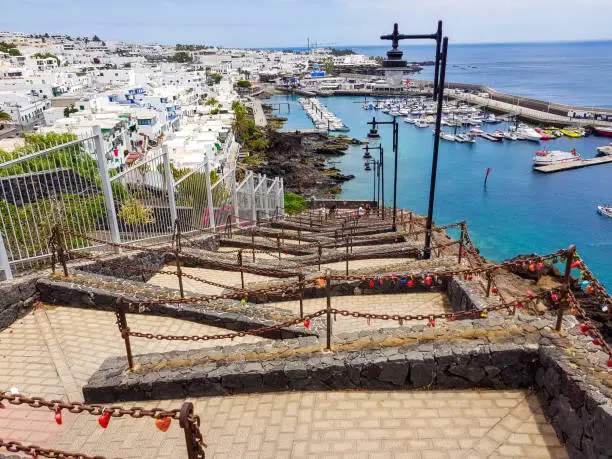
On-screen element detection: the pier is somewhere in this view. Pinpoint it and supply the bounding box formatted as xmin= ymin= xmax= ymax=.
xmin=533 ymin=155 xmax=612 ymax=173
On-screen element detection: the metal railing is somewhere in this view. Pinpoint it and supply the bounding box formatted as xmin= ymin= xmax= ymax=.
xmin=0 ymin=127 xmax=284 ymax=275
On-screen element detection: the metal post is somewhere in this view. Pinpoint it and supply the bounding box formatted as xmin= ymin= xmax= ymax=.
xmin=318 ymin=242 xmax=322 ymax=271
xmin=238 ymin=250 xmax=245 ymax=289
xmin=325 ymin=271 xmax=332 ymax=350
xmin=392 ymin=118 xmax=398 ymax=231
xmin=251 ymin=229 xmax=256 ymax=262
xmin=556 ymin=245 xmax=576 ymax=331
xmin=458 ymin=221 xmax=465 ymax=264
xmin=56 ymin=228 xmax=68 ymax=277
xmin=174 ymin=225 xmax=184 ymax=299
xmin=433 ymin=21 xmax=443 ymax=101
xmin=345 ymin=240 xmax=349 ymax=276
xmin=297 ymin=229 xmax=301 ymax=246
xmin=93 ymin=126 xmax=121 ymax=249
xmin=486 ymin=273 xmax=492 ymax=298
xmin=424 ymin=37 xmax=448 ymax=259
xmin=203 ymin=158 xmax=216 ymax=231
xmin=277 ymin=235 xmax=281 ymax=260
xmin=0 ymin=231 xmax=13 ymax=280
xmin=116 ymin=303 xmax=134 ymax=371
xmin=381 ymin=145 xmax=385 ymax=220
xmin=179 ymin=402 xmax=200 ymax=459
xmin=162 ymin=144 xmax=178 ymax=224
xmin=299 ymin=273 xmax=305 ymax=318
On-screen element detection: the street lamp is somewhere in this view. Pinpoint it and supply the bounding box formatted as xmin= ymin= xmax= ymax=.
xmin=378 ymin=22 xmax=449 ymax=257
xmin=367 ymin=117 xmax=398 ymax=230
xmin=363 ymin=143 xmax=384 ymax=218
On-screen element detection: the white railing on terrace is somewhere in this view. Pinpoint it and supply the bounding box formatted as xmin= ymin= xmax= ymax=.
xmin=0 ymin=126 xmax=284 ymax=275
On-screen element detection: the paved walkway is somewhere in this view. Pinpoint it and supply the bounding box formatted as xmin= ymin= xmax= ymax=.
xmin=0 ymin=304 xmax=570 ymax=459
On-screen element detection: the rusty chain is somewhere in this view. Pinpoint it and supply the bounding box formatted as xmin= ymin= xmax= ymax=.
xmin=0 ymin=439 xmax=108 ymax=459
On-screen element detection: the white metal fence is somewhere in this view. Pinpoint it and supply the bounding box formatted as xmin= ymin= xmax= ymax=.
xmin=0 ymin=126 xmax=284 ymax=275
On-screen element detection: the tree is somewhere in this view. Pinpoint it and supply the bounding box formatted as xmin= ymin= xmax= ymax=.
xmin=172 ymin=51 xmax=193 ymax=63
xmin=284 ymin=193 xmax=307 ymax=215
xmin=92 ymin=35 xmax=101 ymax=42
xmin=209 ymin=73 xmax=222 ymax=84
xmin=0 ymin=110 xmax=11 ymax=122
xmin=63 ymin=104 xmax=78 ymax=118
xmin=236 ymin=79 xmax=251 ymax=88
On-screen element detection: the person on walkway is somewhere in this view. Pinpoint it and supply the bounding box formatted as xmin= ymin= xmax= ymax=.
xmin=365 ymin=203 xmax=371 ymax=217
xmin=357 ymin=206 xmax=364 ymax=218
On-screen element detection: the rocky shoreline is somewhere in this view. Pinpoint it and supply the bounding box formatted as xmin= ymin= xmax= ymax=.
xmin=246 ymin=129 xmax=361 ymax=197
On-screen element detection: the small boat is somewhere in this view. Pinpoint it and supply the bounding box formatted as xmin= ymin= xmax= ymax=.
xmin=415 ymin=120 xmax=430 ymax=128
xmin=502 ymin=131 xmax=518 ymax=141
xmin=470 ymin=127 xmax=484 ymax=135
xmin=433 ymin=130 xmax=456 ymax=142
xmin=597 ymin=205 xmax=612 ymax=217
xmin=490 ymin=131 xmax=505 ymax=141
xmin=455 ymin=133 xmax=476 ymax=143
xmin=561 ymin=129 xmax=582 ymax=138
xmin=516 ymin=127 xmax=542 ymax=142
xmin=594 ymin=126 xmax=612 ymax=137
xmin=533 ymin=149 xmax=581 ymax=167
xmin=481 ymin=133 xmax=502 ymax=142
xmin=596 ymin=144 xmax=612 ymax=156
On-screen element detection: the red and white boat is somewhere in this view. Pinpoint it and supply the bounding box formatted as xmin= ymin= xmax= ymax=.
xmin=594 ymin=126 xmax=612 ymax=137
xmin=533 ymin=149 xmax=581 ymax=167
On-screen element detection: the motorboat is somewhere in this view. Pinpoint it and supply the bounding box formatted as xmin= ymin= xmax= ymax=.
xmin=597 ymin=205 xmax=612 ymax=217
xmin=455 ymin=133 xmax=476 ymax=143
xmin=594 ymin=126 xmax=612 ymax=137
xmin=415 ymin=120 xmax=430 ymax=128
xmin=533 ymin=149 xmax=581 ymax=167
xmin=596 ymin=144 xmax=612 ymax=156
xmin=434 ymin=130 xmax=456 ymax=141
xmin=470 ymin=127 xmax=484 ymax=135
xmin=481 ymin=132 xmax=503 ymax=142
xmin=516 ymin=127 xmax=542 ymax=142
xmin=502 ymin=131 xmax=518 ymax=141
xmin=490 ymin=131 xmax=505 ymax=141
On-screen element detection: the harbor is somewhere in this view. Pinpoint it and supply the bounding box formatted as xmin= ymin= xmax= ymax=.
xmin=298 ymin=97 xmax=349 ymax=131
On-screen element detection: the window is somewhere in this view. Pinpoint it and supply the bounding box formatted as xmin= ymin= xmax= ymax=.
xmin=138 ymin=119 xmax=152 ymax=126
xmin=79 ymin=105 xmax=84 ymax=111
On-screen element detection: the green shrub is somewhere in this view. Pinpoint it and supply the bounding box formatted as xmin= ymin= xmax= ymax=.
xmin=284 ymin=193 xmax=307 ymax=215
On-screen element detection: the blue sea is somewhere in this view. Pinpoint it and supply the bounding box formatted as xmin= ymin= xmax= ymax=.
xmin=264 ymin=42 xmax=612 ymax=288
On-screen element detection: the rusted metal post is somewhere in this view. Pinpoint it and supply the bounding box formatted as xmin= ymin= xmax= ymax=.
xmin=409 ymin=212 xmax=413 ymax=234
xmin=486 ymin=273 xmax=492 ymax=297
xmin=238 ymin=250 xmax=245 ymax=289
xmin=345 ymin=240 xmax=349 ymax=276
xmin=458 ymin=221 xmax=466 ymax=264
xmin=57 ymin=231 xmax=68 ymax=277
xmin=115 ymin=301 xmax=134 ymax=371
xmin=325 ymin=271 xmax=332 ymax=350
xmin=174 ymin=224 xmax=184 ymax=299
xmin=299 ymin=273 xmax=305 ymax=318
xmin=317 ymin=242 xmax=322 ymax=271
xmin=297 ymin=229 xmax=301 ymax=246
xmin=179 ymin=402 xmax=203 ymax=459
xmin=251 ymin=229 xmax=256 ymax=262
xmin=556 ymin=245 xmax=576 ymax=331
xmin=277 ymin=235 xmax=281 ymax=260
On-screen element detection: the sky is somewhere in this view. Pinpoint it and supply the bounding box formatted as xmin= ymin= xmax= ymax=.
xmin=1 ymin=0 xmax=612 ymax=48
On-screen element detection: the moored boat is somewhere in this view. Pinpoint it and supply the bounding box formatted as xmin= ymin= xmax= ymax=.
xmin=596 ymin=144 xmax=612 ymax=156
xmin=561 ymin=129 xmax=583 ymax=138
xmin=533 ymin=149 xmax=581 ymax=167
xmin=481 ymin=133 xmax=502 ymax=142
xmin=594 ymin=126 xmax=612 ymax=137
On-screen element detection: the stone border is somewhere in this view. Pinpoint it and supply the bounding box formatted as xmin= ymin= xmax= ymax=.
xmin=0 ymin=274 xmax=39 ymax=331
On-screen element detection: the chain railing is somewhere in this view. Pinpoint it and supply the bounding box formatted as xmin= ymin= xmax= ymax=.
xmin=0 ymin=392 xmax=206 ymax=459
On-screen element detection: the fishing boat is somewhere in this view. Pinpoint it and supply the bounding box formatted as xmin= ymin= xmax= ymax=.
xmin=533 ymin=149 xmax=581 ymax=167
xmin=597 ymin=205 xmax=612 ymax=217
xmin=561 ymin=129 xmax=583 ymax=138
xmin=594 ymin=126 xmax=612 ymax=137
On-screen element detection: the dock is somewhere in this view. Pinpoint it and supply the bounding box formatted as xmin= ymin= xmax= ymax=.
xmin=533 ymin=155 xmax=612 ymax=173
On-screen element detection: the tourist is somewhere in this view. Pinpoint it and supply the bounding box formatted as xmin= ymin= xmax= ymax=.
xmin=320 ymin=205 xmax=327 ymax=219
xmin=365 ymin=203 xmax=371 ymax=217
xmin=357 ymin=206 xmax=364 ymax=218
xmin=329 ymin=204 xmax=337 ymax=216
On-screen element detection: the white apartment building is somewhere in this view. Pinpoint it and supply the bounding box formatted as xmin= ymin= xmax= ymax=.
xmin=0 ymin=92 xmax=51 ymax=128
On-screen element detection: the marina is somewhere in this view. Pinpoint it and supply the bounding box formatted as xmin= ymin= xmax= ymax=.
xmin=298 ymin=97 xmax=349 ymax=132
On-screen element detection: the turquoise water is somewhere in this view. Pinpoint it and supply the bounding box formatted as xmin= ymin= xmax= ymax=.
xmin=266 ymin=93 xmax=612 ymax=287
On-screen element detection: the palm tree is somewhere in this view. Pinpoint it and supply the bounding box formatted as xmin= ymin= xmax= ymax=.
xmin=0 ymin=110 xmax=11 ymax=122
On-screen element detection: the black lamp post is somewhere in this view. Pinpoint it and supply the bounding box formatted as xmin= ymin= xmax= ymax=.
xmin=363 ymin=142 xmax=384 ymax=219
xmin=367 ymin=117 xmax=398 ymax=230
xmin=377 ymin=22 xmax=449 ymax=257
